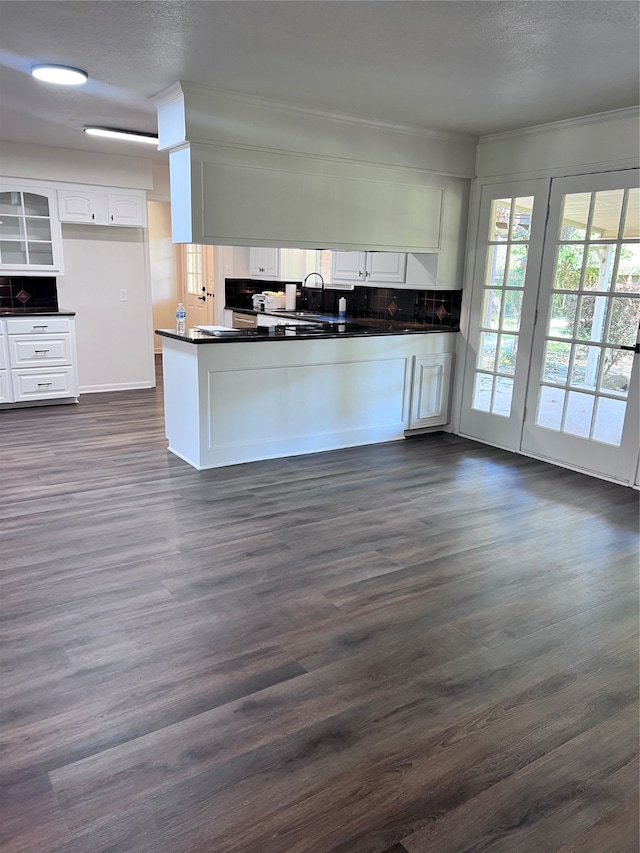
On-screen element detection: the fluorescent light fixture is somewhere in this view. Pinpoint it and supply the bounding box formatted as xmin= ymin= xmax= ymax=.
xmin=32 ymin=64 xmax=88 ymax=85
xmin=84 ymin=127 xmax=158 ymax=145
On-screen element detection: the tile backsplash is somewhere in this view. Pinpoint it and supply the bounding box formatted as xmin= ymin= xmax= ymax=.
xmin=0 ymin=276 xmax=58 ymax=312
xmin=225 ymin=278 xmax=461 ymax=329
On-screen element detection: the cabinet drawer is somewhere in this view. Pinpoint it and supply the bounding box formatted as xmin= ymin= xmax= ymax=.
xmin=9 ymin=335 xmax=72 ymax=368
xmin=6 ymin=317 xmax=72 ymax=335
xmin=0 ymin=370 xmax=11 ymax=403
xmin=11 ymin=367 xmax=76 ymax=401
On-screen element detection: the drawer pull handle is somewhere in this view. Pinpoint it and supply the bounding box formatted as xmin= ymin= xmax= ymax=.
xmin=32 ymin=325 xmax=48 ymax=329
xmin=37 ymin=382 xmax=53 ymax=387
xmin=34 ymin=349 xmax=50 ymax=354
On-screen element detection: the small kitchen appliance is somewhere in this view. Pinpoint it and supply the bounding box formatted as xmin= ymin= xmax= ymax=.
xmin=252 ymin=291 xmax=286 ymax=312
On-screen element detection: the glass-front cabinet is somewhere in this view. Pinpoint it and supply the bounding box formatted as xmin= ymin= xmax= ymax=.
xmin=0 ymin=185 xmax=63 ymax=273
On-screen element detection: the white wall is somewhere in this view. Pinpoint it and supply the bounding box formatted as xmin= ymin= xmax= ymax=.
xmin=58 ymin=225 xmax=156 ymax=392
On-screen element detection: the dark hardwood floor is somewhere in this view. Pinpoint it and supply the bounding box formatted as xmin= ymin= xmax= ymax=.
xmin=1 ymin=360 xmax=638 ymax=852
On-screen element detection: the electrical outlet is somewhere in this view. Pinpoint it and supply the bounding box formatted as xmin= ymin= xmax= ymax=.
xmin=225 ymin=265 xmax=231 ymax=276
xmin=119 ymin=289 xmax=128 ymax=302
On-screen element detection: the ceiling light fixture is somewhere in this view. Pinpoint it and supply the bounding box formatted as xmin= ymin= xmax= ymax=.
xmin=32 ymin=64 xmax=88 ymax=85
xmin=84 ymin=127 xmax=159 ymax=145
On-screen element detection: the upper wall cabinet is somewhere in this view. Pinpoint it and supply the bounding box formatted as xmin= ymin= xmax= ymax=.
xmin=249 ymin=247 xmax=307 ymax=281
xmin=169 ymin=145 xmax=446 ymax=253
xmin=57 ymin=187 xmax=147 ymax=227
xmin=331 ymin=252 xmax=407 ymax=285
xmin=0 ymin=185 xmax=64 ymax=275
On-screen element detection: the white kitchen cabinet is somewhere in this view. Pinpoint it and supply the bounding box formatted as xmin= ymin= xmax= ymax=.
xmin=331 ymin=251 xmax=407 ymax=285
xmin=249 ymin=247 xmax=306 ymax=281
xmin=0 ymin=184 xmax=64 ymax=274
xmin=408 ymin=352 xmax=453 ymax=429
xmin=57 ymin=187 xmax=147 ymax=227
xmin=2 ymin=315 xmax=79 ymax=406
xmin=249 ymin=247 xmax=279 ymax=278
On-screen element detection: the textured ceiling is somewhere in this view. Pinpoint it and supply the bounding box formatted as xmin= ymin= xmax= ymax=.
xmin=0 ymin=1 xmax=638 ymax=163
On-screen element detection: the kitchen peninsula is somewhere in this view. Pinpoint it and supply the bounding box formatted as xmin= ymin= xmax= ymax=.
xmin=155 ymin=317 xmax=456 ymax=470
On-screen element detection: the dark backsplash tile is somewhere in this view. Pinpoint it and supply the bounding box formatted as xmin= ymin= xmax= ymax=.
xmin=225 ymin=278 xmax=461 ymax=329
xmin=0 ymin=276 xmax=58 ymax=312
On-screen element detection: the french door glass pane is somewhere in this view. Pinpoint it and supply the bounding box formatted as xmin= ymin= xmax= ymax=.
xmin=560 ymin=193 xmax=590 ymax=239
xmin=591 ymin=190 xmax=624 ymax=238
xmin=601 ymin=349 xmax=633 ymax=393
xmin=489 ymin=199 xmax=512 ymax=240
xmin=549 ymin=294 xmax=578 ymax=336
xmin=486 ymin=245 xmax=507 ymax=284
xmin=478 ymin=332 xmax=497 ymax=370
xmin=571 ymin=345 xmax=600 ymax=389
xmin=577 ymin=295 xmax=608 ymax=341
xmin=537 ymin=387 xmax=565 ymax=430
xmin=503 ymin=290 xmax=523 ymax=331
xmin=472 ymin=374 xmax=493 ymax=411
xmin=564 ymin=391 xmax=595 ymax=437
xmin=615 ymin=244 xmax=640 ymax=292
xmin=592 ymin=398 xmax=625 ymax=445
xmin=554 ymin=245 xmax=584 ymax=289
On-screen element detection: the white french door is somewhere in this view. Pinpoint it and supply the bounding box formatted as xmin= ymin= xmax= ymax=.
xmin=459 ymin=179 xmax=550 ymax=450
xmin=461 ymin=169 xmax=640 ymax=485
xmin=183 ymin=244 xmax=215 ymax=326
xmin=522 ymin=170 xmax=640 ymax=483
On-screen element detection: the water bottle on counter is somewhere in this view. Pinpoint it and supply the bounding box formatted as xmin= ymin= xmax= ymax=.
xmin=338 ymin=296 xmax=347 ymax=320
xmin=176 ymin=302 xmax=186 ymax=333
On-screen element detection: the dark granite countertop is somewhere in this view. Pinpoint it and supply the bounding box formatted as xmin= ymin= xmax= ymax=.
xmin=0 ymin=309 xmax=76 ymax=317
xmin=156 ymin=317 xmax=458 ymax=344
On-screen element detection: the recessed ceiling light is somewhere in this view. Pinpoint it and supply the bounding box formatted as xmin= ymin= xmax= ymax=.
xmin=84 ymin=127 xmax=158 ymax=146
xmin=32 ymin=64 xmax=88 ymax=85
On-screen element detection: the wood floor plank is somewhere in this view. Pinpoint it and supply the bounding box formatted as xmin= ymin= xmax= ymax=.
xmin=1 ymin=366 xmax=637 ymax=852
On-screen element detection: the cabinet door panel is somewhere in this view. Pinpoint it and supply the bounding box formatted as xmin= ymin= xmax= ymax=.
xmin=11 ymin=367 xmax=76 ymax=400
xmin=366 ymin=252 xmax=407 ymax=283
xmin=409 ymin=353 xmax=453 ymax=428
xmin=0 ymin=185 xmax=63 ymax=273
xmin=6 ymin=317 xmax=72 ymax=335
xmin=9 ymin=335 xmax=72 ymax=368
xmin=331 ymin=252 xmax=366 ymax=283
xmin=107 ymin=193 xmax=147 ymax=227
xmin=57 ymin=190 xmax=99 ymax=223
xmin=249 ymin=247 xmax=279 ymax=278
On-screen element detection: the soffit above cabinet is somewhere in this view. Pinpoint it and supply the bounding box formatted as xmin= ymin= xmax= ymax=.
xmin=154 ymin=83 xmax=478 ymax=179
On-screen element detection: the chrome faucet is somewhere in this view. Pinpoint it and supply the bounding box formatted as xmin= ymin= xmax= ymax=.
xmin=302 ymin=272 xmax=325 ymax=313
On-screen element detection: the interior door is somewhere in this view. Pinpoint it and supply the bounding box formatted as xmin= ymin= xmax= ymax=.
xmin=459 ymin=179 xmax=550 ymax=450
xmin=183 ymin=244 xmax=214 ymax=326
xmin=522 ymin=170 xmax=640 ymax=483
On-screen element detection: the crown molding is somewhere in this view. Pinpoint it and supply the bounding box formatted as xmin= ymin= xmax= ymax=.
xmin=479 ymin=105 xmax=640 ymax=144
xmin=172 ymin=81 xmax=479 ymax=146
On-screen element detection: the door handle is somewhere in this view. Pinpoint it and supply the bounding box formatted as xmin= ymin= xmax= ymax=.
xmin=198 ymin=296 xmax=206 ymax=302
xmin=619 ymin=344 xmax=640 ymax=354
